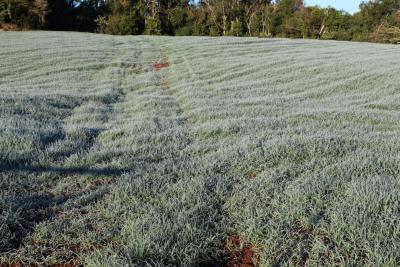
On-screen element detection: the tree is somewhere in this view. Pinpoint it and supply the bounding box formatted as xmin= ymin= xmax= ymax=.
xmin=32 ymin=0 xmax=48 ymax=27
xmin=202 ymin=0 xmax=225 ymax=35
xmin=0 ymin=0 xmax=399 ymax=44
xmin=258 ymin=3 xmax=273 ymax=36
xmin=243 ymin=0 xmax=271 ymax=36
xmin=96 ymin=0 xmax=145 ymax=34
xmin=0 ymin=0 xmax=29 ymax=26
xmin=295 ymin=5 xmax=312 ymax=38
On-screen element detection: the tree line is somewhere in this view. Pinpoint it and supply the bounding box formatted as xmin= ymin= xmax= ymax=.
xmin=1 ymin=0 xmax=399 ymax=43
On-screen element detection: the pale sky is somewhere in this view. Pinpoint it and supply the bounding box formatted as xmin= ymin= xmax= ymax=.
xmin=304 ymin=0 xmax=364 ymax=14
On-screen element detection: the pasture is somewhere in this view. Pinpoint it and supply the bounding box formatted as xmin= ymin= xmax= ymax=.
xmin=1 ymin=32 xmax=400 ymax=266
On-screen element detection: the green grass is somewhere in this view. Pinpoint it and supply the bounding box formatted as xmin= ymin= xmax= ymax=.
xmin=1 ymin=32 xmax=400 ymax=266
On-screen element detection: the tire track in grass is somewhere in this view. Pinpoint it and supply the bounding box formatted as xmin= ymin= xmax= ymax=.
xmin=164 ymin=40 xmax=299 ymax=267
xmin=156 ymin=47 xmax=232 ymax=266
xmin=159 ymin=43 xmax=260 ymax=267
xmin=0 ymin=40 xmax=141 ymax=266
xmin=0 ymin=93 xmax=122 ymax=257
xmin=33 ymin=48 xmax=140 ymax=264
xmin=83 ymin=41 xmax=188 ymax=266
xmin=162 ymin=38 xmax=400 ymax=266
xmin=84 ymin=41 xmax=232 ymax=266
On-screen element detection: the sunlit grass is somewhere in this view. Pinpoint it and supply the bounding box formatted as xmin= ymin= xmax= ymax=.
xmin=1 ymin=32 xmax=400 ymax=266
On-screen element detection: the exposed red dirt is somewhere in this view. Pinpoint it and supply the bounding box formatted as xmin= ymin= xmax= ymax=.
xmin=152 ymin=62 xmax=170 ymax=70
xmin=225 ymin=235 xmax=258 ymax=267
xmin=152 ymin=53 xmax=170 ymax=71
xmin=1 ymin=260 xmax=25 ymax=267
xmin=0 ymin=260 xmax=39 ymax=267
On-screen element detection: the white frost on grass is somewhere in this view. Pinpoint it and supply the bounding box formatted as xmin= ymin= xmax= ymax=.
xmin=1 ymin=32 xmax=400 ymax=266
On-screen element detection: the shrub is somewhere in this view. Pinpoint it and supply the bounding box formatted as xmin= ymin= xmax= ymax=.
xmin=96 ymin=11 xmax=144 ymax=35
xmin=175 ymin=25 xmax=193 ymax=36
xmin=370 ymin=22 xmax=400 ymax=44
xmin=209 ymin=25 xmax=220 ymax=36
xmin=144 ymin=16 xmax=162 ymax=35
xmin=228 ymin=19 xmax=245 ymax=37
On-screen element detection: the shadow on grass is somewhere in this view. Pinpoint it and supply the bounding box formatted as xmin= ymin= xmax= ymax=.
xmin=0 ymin=164 xmax=130 ymax=176
xmin=0 ymin=163 xmax=127 ymax=253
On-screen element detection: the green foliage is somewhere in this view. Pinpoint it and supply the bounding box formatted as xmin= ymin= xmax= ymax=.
xmin=322 ymin=30 xmax=352 ymax=40
xmin=144 ymin=16 xmax=162 ymax=35
xmin=95 ymin=15 xmax=108 ymax=33
xmin=167 ymin=7 xmax=186 ymax=30
xmin=1 ymin=0 xmax=400 ymax=44
xmin=0 ymin=1 xmax=8 ymax=23
xmin=175 ymin=24 xmax=192 ymax=35
xmin=186 ymin=7 xmax=209 ymax=35
xmin=98 ymin=10 xmax=144 ymax=35
xmin=228 ymin=18 xmax=244 ymax=36
xmin=208 ymin=24 xmax=220 ymax=36
xmin=0 ymin=0 xmax=30 ymax=26
xmin=370 ymin=22 xmax=400 ymax=43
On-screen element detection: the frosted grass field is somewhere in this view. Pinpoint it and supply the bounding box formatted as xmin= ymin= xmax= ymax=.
xmin=1 ymin=32 xmax=400 ymax=266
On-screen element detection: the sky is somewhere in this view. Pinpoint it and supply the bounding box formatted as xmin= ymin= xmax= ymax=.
xmin=304 ymin=0 xmax=364 ymax=14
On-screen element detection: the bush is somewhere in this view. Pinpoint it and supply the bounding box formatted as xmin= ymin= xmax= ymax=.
xmin=322 ymin=31 xmax=352 ymax=41
xmin=352 ymin=32 xmax=370 ymax=42
xmin=144 ymin=16 xmax=162 ymax=35
xmin=209 ymin=25 xmax=220 ymax=36
xmin=97 ymin=10 xmax=144 ymax=35
xmin=370 ymin=22 xmax=400 ymax=44
xmin=228 ymin=19 xmax=245 ymax=36
xmin=175 ymin=25 xmax=193 ymax=36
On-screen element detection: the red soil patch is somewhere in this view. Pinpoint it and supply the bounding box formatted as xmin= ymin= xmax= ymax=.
xmin=152 ymin=62 xmax=169 ymax=70
xmin=52 ymin=260 xmax=80 ymax=267
xmin=0 ymin=260 xmax=33 ymax=267
xmin=152 ymin=53 xmax=170 ymax=70
xmin=225 ymin=235 xmax=258 ymax=267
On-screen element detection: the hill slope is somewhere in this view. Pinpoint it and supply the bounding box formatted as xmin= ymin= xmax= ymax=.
xmin=1 ymin=32 xmax=400 ymax=266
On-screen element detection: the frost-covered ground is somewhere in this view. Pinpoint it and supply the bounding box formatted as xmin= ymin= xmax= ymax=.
xmin=1 ymin=32 xmax=400 ymax=266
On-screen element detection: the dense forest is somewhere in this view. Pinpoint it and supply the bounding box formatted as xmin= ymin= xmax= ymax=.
xmin=0 ymin=0 xmax=399 ymax=43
